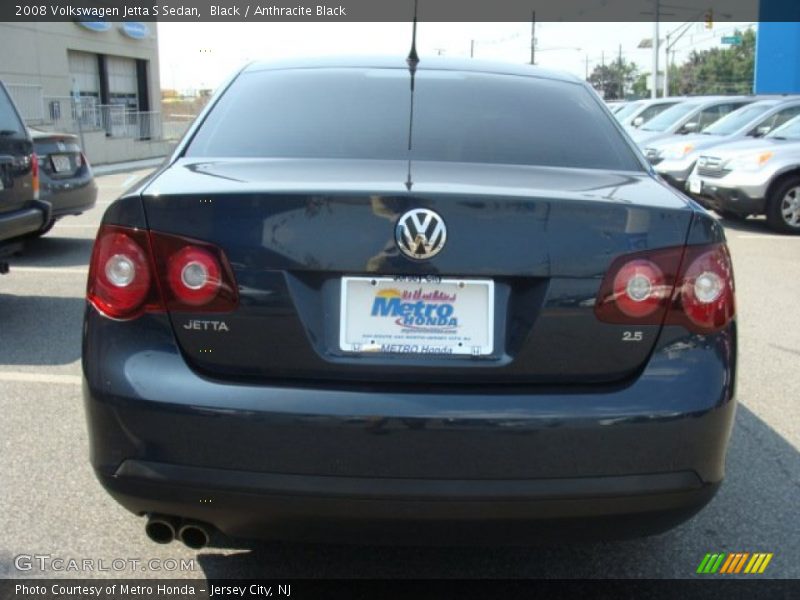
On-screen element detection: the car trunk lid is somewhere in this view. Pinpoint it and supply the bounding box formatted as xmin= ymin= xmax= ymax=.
xmin=140 ymin=158 xmax=693 ymax=385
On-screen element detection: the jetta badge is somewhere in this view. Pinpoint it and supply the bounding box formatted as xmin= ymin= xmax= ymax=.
xmin=395 ymin=209 xmax=447 ymax=260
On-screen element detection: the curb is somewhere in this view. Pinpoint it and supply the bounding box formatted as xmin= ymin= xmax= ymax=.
xmin=92 ymin=157 xmax=166 ymax=176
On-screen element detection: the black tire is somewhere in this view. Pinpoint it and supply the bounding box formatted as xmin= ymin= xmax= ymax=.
xmin=716 ymin=209 xmax=748 ymax=222
xmin=766 ymin=176 xmax=800 ymax=235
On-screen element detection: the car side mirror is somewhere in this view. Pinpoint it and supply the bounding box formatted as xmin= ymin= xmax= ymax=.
xmin=632 ymin=116 xmax=645 ymax=127
xmin=681 ymin=122 xmax=699 ymax=134
xmin=754 ymin=125 xmax=772 ymax=137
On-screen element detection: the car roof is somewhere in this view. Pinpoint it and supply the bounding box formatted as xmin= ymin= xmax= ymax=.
xmin=693 ymin=95 xmax=749 ymax=105
xmin=27 ymin=127 xmax=76 ymax=140
xmin=643 ymin=97 xmax=686 ymax=105
xmin=244 ymin=55 xmax=583 ymax=84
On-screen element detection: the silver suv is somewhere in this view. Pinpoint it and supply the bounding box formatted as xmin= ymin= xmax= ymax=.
xmin=645 ymin=97 xmax=800 ymax=189
xmin=631 ymin=96 xmax=754 ymax=147
xmin=686 ymin=114 xmax=800 ymax=233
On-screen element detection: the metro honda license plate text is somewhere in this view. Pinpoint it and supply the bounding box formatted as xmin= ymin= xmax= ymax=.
xmin=339 ymin=276 xmax=494 ymax=355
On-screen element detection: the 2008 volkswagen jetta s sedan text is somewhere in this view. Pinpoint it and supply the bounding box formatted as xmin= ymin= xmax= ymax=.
xmin=82 ymin=57 xmax=737 ymax=548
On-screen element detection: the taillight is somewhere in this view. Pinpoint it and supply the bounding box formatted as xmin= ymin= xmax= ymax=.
xmin=595 ymin=243 xmax=735 ymax=334
xmin=30 ymin=153 xmax=39 ymax=199
xmin=87 ymin=225 xmax=238 ymax=320
xmin=669 ymin=244 xmax=735 ymax=332
xmin=611 ymin=259 xmax=666 ymax=318
xmin=87 ymin=226 xmax=160 ymax=319
xmin=595 ymin=246 xmax=684 ymax=326
xmin=149 ymin=231 xmax=238 ymax=312
xmin=167 ymin=246 xmax=223 ymax=306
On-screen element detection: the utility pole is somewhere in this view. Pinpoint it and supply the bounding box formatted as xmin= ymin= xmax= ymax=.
xmin=663 ymin=13 xmax=706 ymax=98
xmin=652 ymin=0 xmax=660 ymax=98
xmin=663 ymin=32 xmax=671 ymax=97
xmin=600 ymin=51 xmax=605 ymax=97
xmin=470 ymin=39 xmax=475 ymax=58
xmin=530 ymin=11 xmax=536 ymax=64
xmin=618 ymin=43 xmax=623 ymax=98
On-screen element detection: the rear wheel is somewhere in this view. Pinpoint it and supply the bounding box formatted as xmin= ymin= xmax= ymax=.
xmin=767 ymin=177 xmax=800 ymax=234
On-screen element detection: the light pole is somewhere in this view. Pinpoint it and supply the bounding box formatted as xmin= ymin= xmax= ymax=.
xmin=663 ymin=11 xmax=709 ymax=97
xmin=651 ymin=0 xmax=660 ymax=98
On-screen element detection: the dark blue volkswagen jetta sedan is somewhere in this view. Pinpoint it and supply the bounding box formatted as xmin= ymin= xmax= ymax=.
xmin=82 ymin=57 xmax=736 ymax=548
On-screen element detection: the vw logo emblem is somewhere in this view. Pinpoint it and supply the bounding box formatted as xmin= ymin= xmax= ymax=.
xmin=395 ymin=208 xmax=447 ymax=260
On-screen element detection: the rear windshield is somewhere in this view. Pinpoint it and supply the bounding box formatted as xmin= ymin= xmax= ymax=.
xmin=186 ymin=68 xmax=642 ymax=171
xmin=641 ymin=102 xmax=700 ymax=132
xmin=0 ymin=86 xmax=25 ymax=135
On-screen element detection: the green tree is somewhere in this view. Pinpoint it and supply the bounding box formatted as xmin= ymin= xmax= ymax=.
xmin=632 ymin=72 xmax=653 ymax=98
xmin=671 ymin=28 xmax=755 ymax=95
xmin=587 ymin=58 xmax=639 ymax=100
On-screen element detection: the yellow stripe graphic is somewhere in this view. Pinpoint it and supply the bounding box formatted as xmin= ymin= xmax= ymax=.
xmin=751 ymin=554 xmax=767 ymax=573
xmin=744 ymin=554 xmax=759 ymax=574
xmin=758 ymin=554 xmax=773 ymax=573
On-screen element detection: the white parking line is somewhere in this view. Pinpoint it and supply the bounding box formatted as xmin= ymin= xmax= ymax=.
xmin=121 ymin=174 xmax=141 ymax=187
xmin=10 ymin=266 xmax=88 ymax=274
xmin=736 ymin=234 xmax=798 ymax=240
xmin=0 ymin=371 xmax=81 ymax=385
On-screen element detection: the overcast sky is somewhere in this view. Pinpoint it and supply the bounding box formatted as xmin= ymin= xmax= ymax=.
xmin=157 ymin=21 xmax=757 ymax=92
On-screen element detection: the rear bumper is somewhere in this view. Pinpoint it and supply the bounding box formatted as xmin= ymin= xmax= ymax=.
xmin=695 ymin=184 xmax=765 ymax=216
xmin=83 ymin=310 xmax=737 ymax=542
xmin=40 ymin=175 xmax=97 ymax=219
xmin=99 ymin=461 xmax=719 ymax=543
xmin=0 ymin=200 xmax=50 ymax=244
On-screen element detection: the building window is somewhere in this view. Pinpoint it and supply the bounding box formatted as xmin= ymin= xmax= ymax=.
xmin=106 ymin=56 xmax=139 ymax=109
xmin=67 ymin=50 xmax=100 ymax=100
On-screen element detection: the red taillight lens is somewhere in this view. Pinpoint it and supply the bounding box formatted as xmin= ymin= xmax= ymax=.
xmin=87 ymin=225 xmax=238 ymax=320
xmin=669 ymin=244 xmax=735 ymax=332
xmin=87 ymin=226 xmax=160 ymax=319
xmin=611 ymin=259 xmax=666 ymax=318
xmin=595 ymin=243 xmax=735 ymax=334
xmin=30 ymin=153 xmax=39 ymax=199
xmin=167 ymin=246 xmax=222 ymax=306
xmin=149 ymin=230 xmax=238 ymax=312
xmin=595 ymin=247 xmax=684 ymax=325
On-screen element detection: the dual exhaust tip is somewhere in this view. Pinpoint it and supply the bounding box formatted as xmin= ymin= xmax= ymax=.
xmin=145 ymin=514 xmax=211 ymax=549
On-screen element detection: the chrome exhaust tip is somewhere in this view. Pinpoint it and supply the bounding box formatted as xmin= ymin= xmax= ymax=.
xmin=177 ymin=521 xmax=210 ymax=549
xmin=145 ymin=514 xmax=178 ymax=544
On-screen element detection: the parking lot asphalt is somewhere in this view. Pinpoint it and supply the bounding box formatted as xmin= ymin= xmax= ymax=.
xmin=0 ymin=169 xmax=798 ymax=580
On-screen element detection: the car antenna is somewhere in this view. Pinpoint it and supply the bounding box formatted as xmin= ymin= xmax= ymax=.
xmin=405 ymin=0 xmax=419 ymax=192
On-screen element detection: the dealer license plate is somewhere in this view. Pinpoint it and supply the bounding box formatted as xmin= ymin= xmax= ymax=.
xmin=339 ymin=276 xmax=494 ymax=356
